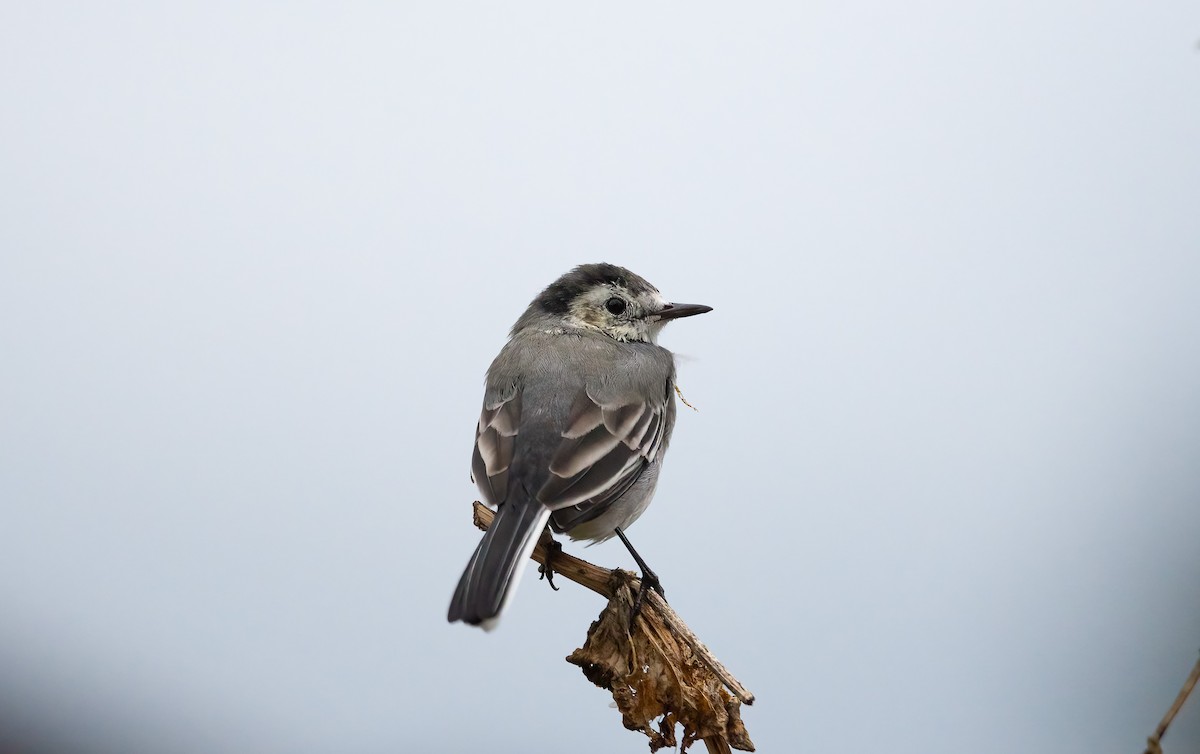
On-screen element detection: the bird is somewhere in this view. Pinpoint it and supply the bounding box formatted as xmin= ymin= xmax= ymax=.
xmin=448 ymin=263 xmax=712 ymax=629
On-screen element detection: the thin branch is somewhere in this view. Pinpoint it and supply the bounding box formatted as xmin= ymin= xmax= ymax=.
xmin=471 ymin=501 xmax=755 ymax=706
xmin=1144 ymin=652 xmax=1200 ymax=754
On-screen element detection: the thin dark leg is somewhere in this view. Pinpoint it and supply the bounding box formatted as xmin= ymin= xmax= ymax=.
xmin=537 ymin=528 xmax=562 ymax=591
xmin=614 ymin=527 xmax=665 ymax=622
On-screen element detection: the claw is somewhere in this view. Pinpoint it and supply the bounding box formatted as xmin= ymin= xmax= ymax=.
xmin=629 ymin=572 xmax=662 ymax=625
xmin=538 ymin=538 xmax=563 ymax=591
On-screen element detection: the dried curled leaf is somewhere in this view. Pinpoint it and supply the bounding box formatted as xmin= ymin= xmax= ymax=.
xmin=566 ymin=571 xmax=755 ymax=753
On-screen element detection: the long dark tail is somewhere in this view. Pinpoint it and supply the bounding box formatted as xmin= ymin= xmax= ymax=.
xmin=447 ymin=500 xmax=550 ymax=629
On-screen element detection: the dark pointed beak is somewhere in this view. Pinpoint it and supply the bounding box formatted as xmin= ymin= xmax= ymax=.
xmin=655 ymin=302 xmax=713 ymax=321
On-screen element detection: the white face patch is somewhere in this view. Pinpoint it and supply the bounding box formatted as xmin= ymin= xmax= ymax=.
xmin=565 ymin=284 xmax=667 ymax=343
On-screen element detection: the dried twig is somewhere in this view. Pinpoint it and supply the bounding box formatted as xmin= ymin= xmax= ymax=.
xmin=471 ymin=502 xmax=755 ymax=752
xmin=674 ymin=383 xmax=699 ymax=411
xmin=1144 ymin=652 xmax=1200 ymax=754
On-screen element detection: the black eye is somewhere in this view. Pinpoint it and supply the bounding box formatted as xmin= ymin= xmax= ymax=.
xmin=605 ymin=297 xmax=627 ymax=316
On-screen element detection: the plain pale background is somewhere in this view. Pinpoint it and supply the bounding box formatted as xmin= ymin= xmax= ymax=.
xmin=2 ymin=3 xmax=1199 ymax=752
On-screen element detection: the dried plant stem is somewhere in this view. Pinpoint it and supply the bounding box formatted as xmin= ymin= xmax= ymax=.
xmin=471 ymin=501 xmax=756 ymax=706
xmin=1145 ymin=653 xmax=1200 ymax=754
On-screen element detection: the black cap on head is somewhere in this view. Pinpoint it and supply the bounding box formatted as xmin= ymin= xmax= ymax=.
xmin=535 ymin=263 xmax=658 ymax=315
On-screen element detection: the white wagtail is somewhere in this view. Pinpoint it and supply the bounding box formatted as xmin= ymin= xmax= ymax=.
xmin=448 ymin=263 xmax=712 ymax=629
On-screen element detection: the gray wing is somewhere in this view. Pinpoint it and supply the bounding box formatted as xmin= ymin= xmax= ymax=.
xmin=470 ymin=387 xmax=521 ymax=506
xmin=540 ymin=387 xmax=668 ymax=531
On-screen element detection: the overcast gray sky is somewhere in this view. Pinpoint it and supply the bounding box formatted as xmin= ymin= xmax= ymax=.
xmin=2 ymin=3 xmax=1199 ymax=753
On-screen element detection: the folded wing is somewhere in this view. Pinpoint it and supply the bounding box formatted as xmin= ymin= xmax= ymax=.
xmin=539 ymin=388 xmax=667 ymax=530
xmin=470 ymin=389 xmax=521 ymax=506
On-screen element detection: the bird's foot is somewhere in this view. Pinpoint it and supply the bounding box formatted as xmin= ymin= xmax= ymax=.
xmin=538 ymin=538 xmax=563 ymax=591
xmin=630 ymin=567 xmax=665 ymax=625
xmin=615 ymin=527 xmax=667 ymax=627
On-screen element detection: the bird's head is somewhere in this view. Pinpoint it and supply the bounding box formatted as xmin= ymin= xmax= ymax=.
xmin=513 ymin=263 xmax=712 ymax=343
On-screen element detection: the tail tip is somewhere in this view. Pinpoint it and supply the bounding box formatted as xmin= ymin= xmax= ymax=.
xmin=446 ymin=606 xmax=503 ymax=631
